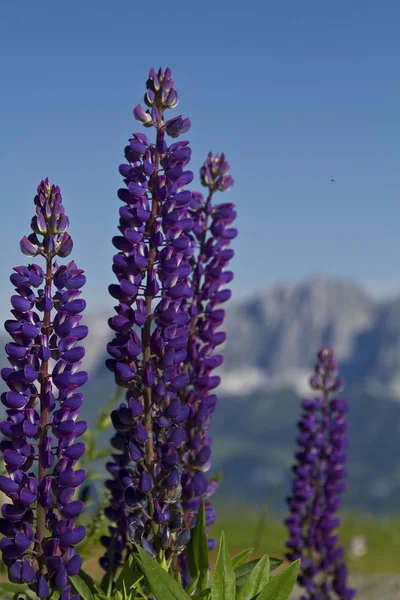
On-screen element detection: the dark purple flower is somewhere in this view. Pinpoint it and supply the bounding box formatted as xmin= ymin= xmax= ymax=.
xmin=285 ymin=348 xmax=355 ymax=600
xmin=177 ymin=154 xmax=236 ymax=584
xmin=0 ymin=180 xmax=87 ymax=597
xmin=101 ymin=67 xmax=196 ymax=574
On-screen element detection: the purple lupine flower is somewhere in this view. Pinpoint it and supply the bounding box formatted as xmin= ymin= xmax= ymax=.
xmin=178 ymin=154 xmax=237 ymax=582
xmin=101 ymin=67 xmax=195 ymax=573
xmin=0 ymin=179 xmax=87 ymax=599
xmin=285 ymin=349 xmax=355 ymax=600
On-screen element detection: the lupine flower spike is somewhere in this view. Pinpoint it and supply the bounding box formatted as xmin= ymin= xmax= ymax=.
xmin=285 ymin=348 xmax=355 ymax=600
xmin=0 ymin=180 xmax=88 ymax=599
xmin=178 ymin=153 xmax=236 ymax=583
xmin=101 ymin=67 xmax=196 ymax=575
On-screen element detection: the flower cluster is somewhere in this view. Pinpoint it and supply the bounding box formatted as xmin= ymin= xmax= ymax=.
xmin=285 ymin=348 xmax=355 ymax=600
xmin=101 ymin=67 xmax=196 ymax=573
xmin=178 ymin=154 xmax=236 ymax=582
xmin=0 ymin=180 xmax=87 ymax=599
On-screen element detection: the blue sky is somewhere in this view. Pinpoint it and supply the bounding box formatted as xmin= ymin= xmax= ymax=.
xmin=1 ymin=0 xmax=400 ymax=314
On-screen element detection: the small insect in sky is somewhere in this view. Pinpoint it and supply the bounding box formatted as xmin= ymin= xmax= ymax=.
xmin=330 ymin=178 xmax=335 ymax=182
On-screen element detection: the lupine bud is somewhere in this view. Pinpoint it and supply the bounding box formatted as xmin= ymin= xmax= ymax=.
xmin=284 ymin=348 xmax=355 ymax=600
xmin=200 ymin=152 xmax=234 ymax=192
xmin=0 ymin=179 xmax=87 ymax=597
xmin=101 ymin=67 xmax=195 ymax=575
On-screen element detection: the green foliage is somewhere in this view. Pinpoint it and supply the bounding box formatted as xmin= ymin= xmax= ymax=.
xmin=211 ymin=532 xmax=236 ymax=600
xmin=77 ymin=497 xmax=108 ymax=562
xmin=77 ymin=387 xmax=123 ymax=505
xmin=70 ymin=572 xmax=99 ymax=600
xmin=236 ymin=555 xmax=270 ymax=600
xmin=135 ymin=545 xmax=191 ymax=600
xmin=115 ymin=555 xmax=144 ymax=593
xmin=66 ymin=521 xmax=298 ymax=600
xmin=235 ymin=559 xmax=262 ymax=589
xmin=254 ymin=560 xmax=300 ymax=600
xmin=231 ymin=548 xmax=254 ymax=570
xmin=186 ymin=500 xmax=209 ymax=590
xmin=0 ymin=582 xmax=37 ymax=599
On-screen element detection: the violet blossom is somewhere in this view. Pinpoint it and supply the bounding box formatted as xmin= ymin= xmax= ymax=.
xmin=285 ymin=348 xmax=355 ymax=600
xmin=101 ymin=67 xmax=196 ymax=574
xmin=179 ymin=153 xmax=236 ymax=581
xmin=0 ymin=180 xmax=88 ymax=599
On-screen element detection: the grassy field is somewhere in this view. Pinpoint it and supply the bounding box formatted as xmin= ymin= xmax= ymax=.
xmin=210 ymin=509 xmax=400 ymax=574
xmin=81 ymin=509 xmax=400 ymax=579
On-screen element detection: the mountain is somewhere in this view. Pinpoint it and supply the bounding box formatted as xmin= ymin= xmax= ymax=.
xmin=219 ymin=275 xmax=400 ymax=400
xmin=1 ymin=275 xmax=400 ymax=513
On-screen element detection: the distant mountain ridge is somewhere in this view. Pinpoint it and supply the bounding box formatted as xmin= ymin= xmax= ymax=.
xmin=219 ymin=275 xmax=400 ymax=399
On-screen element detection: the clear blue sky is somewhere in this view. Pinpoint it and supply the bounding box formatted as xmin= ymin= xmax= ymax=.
xmin=1 ymin=0 xmax=399 ymax=314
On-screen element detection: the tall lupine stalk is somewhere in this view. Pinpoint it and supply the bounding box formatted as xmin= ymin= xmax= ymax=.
xmin=0 ymin=180 xmax=88 ymax=600
xmin=179 ymin=153 xmax=236 ymax=581
xmin=285 ymin=349 xmax=355 ymax=600
xmin=101 ymin=67 xmax=196 ymax=576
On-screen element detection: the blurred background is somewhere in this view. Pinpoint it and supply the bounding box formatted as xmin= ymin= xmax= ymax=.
xmin=1 ymin=0 xmax=400 ymax=584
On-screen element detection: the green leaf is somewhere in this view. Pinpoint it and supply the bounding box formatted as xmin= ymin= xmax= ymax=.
xmin=185 ymin=574 xmax=199 ymax=596
xmin=237 ymin=555 xmax=269 ymax=600
xmin=95 ymin=595 xmax=111 ymax=600
xmin=69 ymin=573 xmax=97 ymax=600
xmin=76 ymin=569 xmax=101 ymax=595
xmin=268 ymin=558 xmax=283 ymax=574
xmin=231 ymin=548 xmax=254 ymax=570
xmin=186 ymin=500 xmax=209 ymax=589
xmin=191 ymin=591 xmax=211 ymax=600
xmin=115 ymin=554 xmax=143 ymax=593
xmin=256 ymin=560 xmax=300 ymax=600
xmin=210 ymin=532 xmax=236 ymax=600
xmin=0 ymin=583 xmax=30 ymax=593
xmin=235 ymin=559 xmax=261 ymax=589
xmin=135 ymin=545 xmax=191 ymax=600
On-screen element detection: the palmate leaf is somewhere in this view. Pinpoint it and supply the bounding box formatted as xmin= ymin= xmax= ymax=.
xmin=210 ymin=532 xmax=236 ymax=600
xmin=254 ymin=560 xmax=300 ymax=600
xmin=135 ymin=545 xmax=191 ymax=600
xmin=237 ymin=555 xmax=270 ymax=600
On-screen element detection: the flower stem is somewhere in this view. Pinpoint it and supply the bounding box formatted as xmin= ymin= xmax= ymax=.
xmin=142 ymin=122 xmax=162 ymax=514
xmin=36 ymin=255 xmax=53 ymax=572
